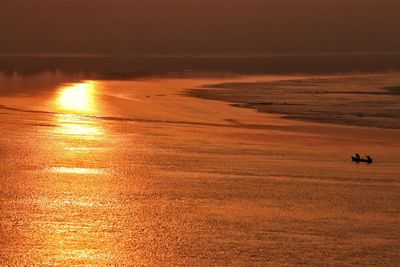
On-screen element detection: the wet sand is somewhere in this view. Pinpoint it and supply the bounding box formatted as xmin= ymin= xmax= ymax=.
xmin=0 ymin=74 xmax=400 ymax=265
xmin=187 ymin=73 xmax=400 ymax=129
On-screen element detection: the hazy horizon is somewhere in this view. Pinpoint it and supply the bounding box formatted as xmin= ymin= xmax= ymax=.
xmin=1 ymin=0 xmax=400 ymax=55
xmin=1 ymin=52 xmax=400 ymax=57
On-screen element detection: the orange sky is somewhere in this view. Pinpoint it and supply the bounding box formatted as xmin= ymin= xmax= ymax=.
xmin=0 ymin=0 xmax=399 ymax=55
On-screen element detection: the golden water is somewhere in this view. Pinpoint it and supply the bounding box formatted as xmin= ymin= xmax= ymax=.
xmin=0 ymin=75 xmax=399 ymax=265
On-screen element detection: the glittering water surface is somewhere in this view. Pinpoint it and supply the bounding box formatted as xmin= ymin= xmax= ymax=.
xmin=0 ymin=73 xmax=399 ymax=265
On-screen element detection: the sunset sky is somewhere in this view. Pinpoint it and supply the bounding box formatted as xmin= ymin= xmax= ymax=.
xmin=1 ymin=0 xmax=400 ymax=55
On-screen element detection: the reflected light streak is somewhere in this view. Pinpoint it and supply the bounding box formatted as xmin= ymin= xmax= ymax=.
xmin=56 ymin=81 xmax=98 ymax=114
xmin=54 ymin=114 xmax=104 ymax=137
xmin=48 ymin=167 xmax=106 ymax=175
xmin=32 ymin=80 xmax=123 ymax=265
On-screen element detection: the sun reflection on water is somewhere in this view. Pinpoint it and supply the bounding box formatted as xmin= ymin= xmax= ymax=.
xmin=53 ymin=81 xmax=104 ymax=139
xmin=51 ymin=81 xmax=106 ymax=176
xmin=48 ymin=167 xmax=106 ymax=175
xmin=39 ymin=80 xmax=121 ymax=263
xmin=54 ymin=114 xmax=105 ymax=138
xmin=56 ymin=81 xmax=98 ymax=114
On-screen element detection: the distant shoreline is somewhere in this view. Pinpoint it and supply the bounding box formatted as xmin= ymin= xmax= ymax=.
xmin=2 ymin=54 xmax=400 ymax=79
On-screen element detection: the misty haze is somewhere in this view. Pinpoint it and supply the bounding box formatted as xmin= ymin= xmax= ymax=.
xmin=1 ymin=0 xmax=400 ymax=55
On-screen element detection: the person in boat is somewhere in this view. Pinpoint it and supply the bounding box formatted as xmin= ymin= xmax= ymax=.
xmin=355 ymin=153 xmax=361 ymax=159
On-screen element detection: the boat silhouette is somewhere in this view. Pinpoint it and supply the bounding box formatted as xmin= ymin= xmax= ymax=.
xmin=351 ymin=156 xmax=373 ymax=164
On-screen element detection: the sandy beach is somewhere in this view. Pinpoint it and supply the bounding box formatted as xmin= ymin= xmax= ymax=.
xmin=0 ymin=71 xmax=399 ymax=265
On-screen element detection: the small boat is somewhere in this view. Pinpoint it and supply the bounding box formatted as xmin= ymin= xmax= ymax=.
xmin=351 ymin=156 xmax=373 ymax=164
